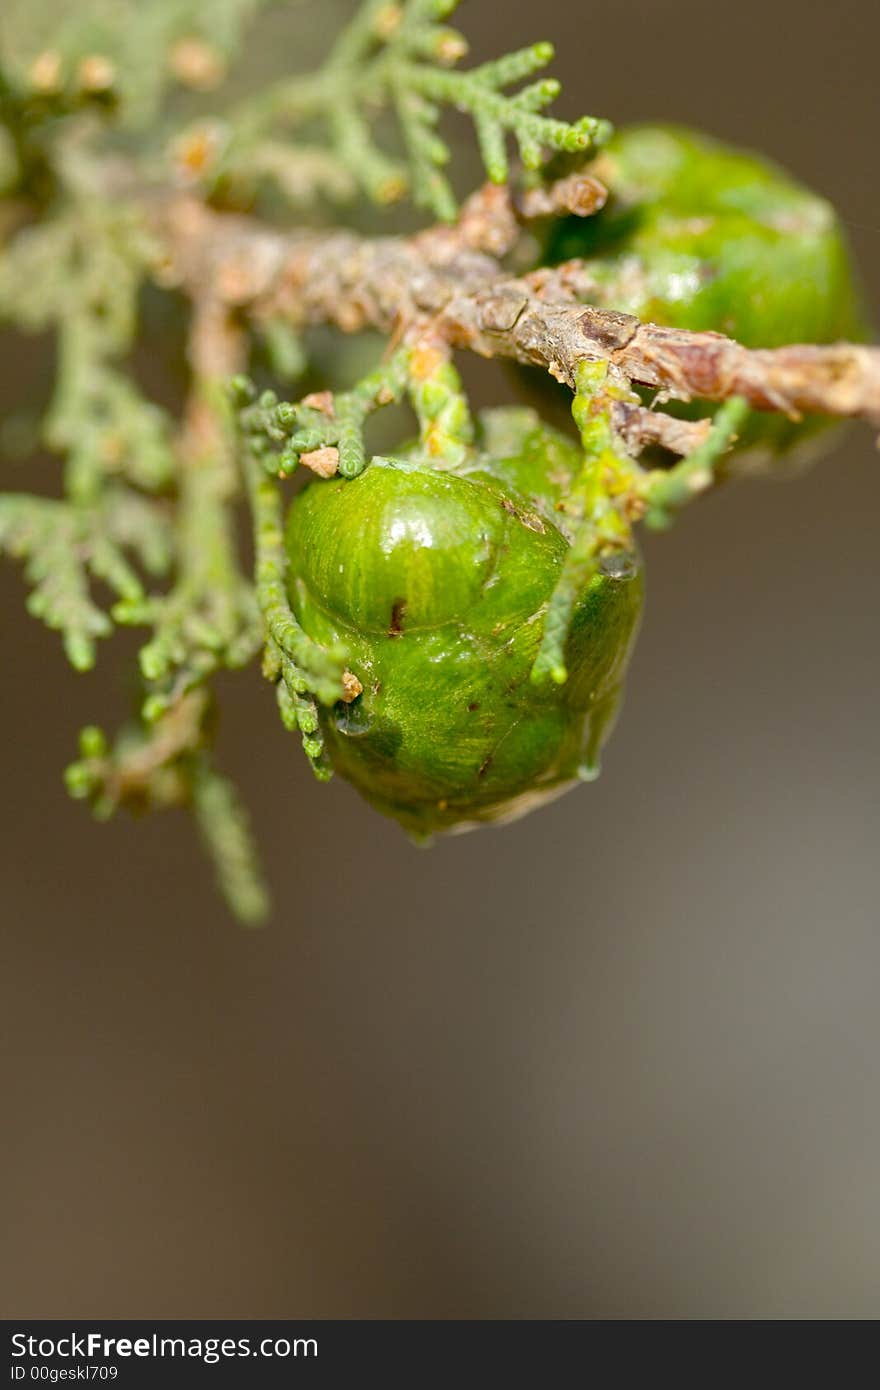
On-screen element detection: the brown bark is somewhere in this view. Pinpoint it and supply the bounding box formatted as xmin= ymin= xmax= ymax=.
xmin=154 ymin=193 xmax=880 ymax=430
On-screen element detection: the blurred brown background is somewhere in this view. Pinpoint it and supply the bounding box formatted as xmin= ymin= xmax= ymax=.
xmin=2 ymin=0 xmax=880 ymax=1319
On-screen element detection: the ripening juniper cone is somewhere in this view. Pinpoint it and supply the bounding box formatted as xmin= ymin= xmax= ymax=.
xmin=543 ymin=124 xmax=868 ymax=463
xmin=286 ymin=409 xmax=643 ymax=838
xmin=286 ymin=124 xmax=865 ymax=839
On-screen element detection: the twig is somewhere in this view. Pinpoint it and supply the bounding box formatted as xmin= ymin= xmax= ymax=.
xmin=153 ymin=196 xmax=880 ymax=429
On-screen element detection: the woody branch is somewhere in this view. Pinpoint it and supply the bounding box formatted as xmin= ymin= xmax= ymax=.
xmin=154 ymin=184 xmax=880 ymax=432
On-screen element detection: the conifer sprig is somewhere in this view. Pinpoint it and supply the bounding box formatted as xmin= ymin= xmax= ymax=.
xmin=220 ymin=0 xmax=610 ymax=217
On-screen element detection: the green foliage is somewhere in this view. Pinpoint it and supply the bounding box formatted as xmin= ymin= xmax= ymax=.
xmin=0 ymin=200 xmax=175 ymax=663
xmin=0 ymin=1 xmax=871 ymax=919
xmin=65 ymin=691 xmax=269 ymax=925
xmin=0 ymin=0 xmax=272 ymax=129
xmin=0 ymin=488 xmax=170 ymax=668
xmin=221 ymin=0 xmax=609 ymax=217
xmin=237 ymin=340 xmax=475 ymax=478
xmin=241 ymin=432 xmax=345 ymax=779
xmin=0 ymin=0 xmax=285 ymax=916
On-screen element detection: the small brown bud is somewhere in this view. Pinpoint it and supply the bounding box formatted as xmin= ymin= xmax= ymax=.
xmin=169 ymin=122 xmax=227 ymax=184
xmin=433 ymin=29 xmax=468 ymax=64
xmin=77 ymin=54 xmax=116 ymax=93
xmin=375 ymin=172 xmax=407 ymax=205
xmin=408 ymin=345 xmax=445 ymax=381
xmin=169 ymin=37 xmax=226 ymax=91
xmin=373 ymin=4 xmax=403 ymax=40
xmin=337 ymin=302 xmax=364 ymax=333
xmin=301 ymin=392 xmax=335 ymax=418
xmin=519 ymin=173 xmax=608 ymax=221
xmin=300 ymin=447 xmax=339 ymax=478
xmin=29 ymin=51 xmax=62 ymax=92
xmin=341 ymin=671 xmax=364 ymax=703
